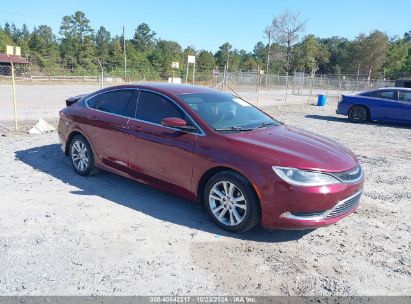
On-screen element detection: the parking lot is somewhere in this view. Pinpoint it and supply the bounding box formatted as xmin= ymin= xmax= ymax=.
xmin=0 ymin=99 xmax=410 ymax=295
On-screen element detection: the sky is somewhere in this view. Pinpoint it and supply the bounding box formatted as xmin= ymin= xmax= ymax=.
xmin=0 ymin=0 xmax=410 ymax=52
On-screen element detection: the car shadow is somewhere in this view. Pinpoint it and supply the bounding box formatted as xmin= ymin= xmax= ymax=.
xmin=305 ymin=114 xmax=411 ymax=129
xmin=15 ymin=144 xmax=312 ymax=243
xmin=305 ymin=114 xmax=349 ymax=123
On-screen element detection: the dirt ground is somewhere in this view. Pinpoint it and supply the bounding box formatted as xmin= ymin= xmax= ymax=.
xmin=0 ymin=99 xmax=410 ymax=296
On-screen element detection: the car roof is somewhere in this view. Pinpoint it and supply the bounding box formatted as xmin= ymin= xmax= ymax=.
xmin=129 ymin=83 xmax=219 ymax=95
xmin=360 ymin=87 xmax=411 ymax=95
xmin=372 ymin=87 xmax=411 ymax=91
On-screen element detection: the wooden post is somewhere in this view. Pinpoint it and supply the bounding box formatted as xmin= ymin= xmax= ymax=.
xmin=10 ymin=62 xmax=18 ymax=131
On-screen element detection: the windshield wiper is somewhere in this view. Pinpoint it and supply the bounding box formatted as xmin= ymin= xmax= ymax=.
xmin=214 ymin=126 xmax=254 ymax=132
xmin=255 ymin=122 xmax=276 ymax=129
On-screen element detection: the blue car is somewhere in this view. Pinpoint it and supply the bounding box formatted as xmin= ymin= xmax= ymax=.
xmin=336 ymin=87 xmax=411 ymax=124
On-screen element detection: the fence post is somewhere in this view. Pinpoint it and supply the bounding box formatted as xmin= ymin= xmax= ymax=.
xmin=10 ymin=62 xmax=18 ymax=131
xmin=284 ymin=72 xmax=289 ymax=103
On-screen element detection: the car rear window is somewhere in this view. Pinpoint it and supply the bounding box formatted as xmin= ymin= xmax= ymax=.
xmin=399 ymin=91 xmax=411 ymax=102
xmin=87 ymin=90 xmax=135 ymax=117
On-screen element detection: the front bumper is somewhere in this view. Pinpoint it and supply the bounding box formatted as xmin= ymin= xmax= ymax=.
xmin=278 ymin=189 xmax=362 ymax=228
xmin=253 ymin=172 xmax=364 ymax=229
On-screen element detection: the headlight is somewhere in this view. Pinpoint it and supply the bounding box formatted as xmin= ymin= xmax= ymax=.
xmin=272 ymin=166 xmax=340 ymax=187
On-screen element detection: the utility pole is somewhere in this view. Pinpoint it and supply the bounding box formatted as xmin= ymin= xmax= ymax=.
xmin=97 ymin=59 xmax=104 ymax=89
xmin=123 ymin=26 xmax=127 ymax=81
xmin=226 ymin=49 xmax=229 ymax=73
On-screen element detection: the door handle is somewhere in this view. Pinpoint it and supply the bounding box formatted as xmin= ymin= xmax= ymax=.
xmin=127 ymin=125 xmax=144 ymax=132
xmin=86 ymin=115 xmax=98 ymax=120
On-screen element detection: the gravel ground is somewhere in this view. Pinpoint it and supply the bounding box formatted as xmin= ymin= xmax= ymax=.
xmin=0 ymin=100 xmax=410 ymax=296
xmin=0 ymin=83 xmax=345 ymax=124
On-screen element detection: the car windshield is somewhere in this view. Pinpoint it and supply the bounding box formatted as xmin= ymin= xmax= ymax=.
xmin=178 ymin=92 xmax=281 ymax=131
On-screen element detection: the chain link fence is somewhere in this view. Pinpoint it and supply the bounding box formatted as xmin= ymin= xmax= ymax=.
xmin=0 ymin=64 xmax=396 ymax=130
xmin=216 ymin=71 xmax=394 ymax=95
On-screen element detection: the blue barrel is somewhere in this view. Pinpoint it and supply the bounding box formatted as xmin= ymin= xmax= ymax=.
xmin=317 ymin=94 xmax=327 ymax=106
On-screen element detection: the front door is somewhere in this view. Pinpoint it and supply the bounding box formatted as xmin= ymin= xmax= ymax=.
xmin=370 ymin=90 xmax=398 ymax=120
xmin=125 ymin=90 xmax=200 ymax=198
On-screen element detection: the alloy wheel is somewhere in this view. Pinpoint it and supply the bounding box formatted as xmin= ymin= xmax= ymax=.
xmin=71 ymin=140 xmax=89 ymax=172
xmin=209 ymin=181 xmax=247 ymax=226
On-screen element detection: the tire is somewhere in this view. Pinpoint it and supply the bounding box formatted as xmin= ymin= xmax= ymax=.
xmin=204 ymin=171 xmax=260 ymax=233
xmin=69 ymin=135 xmax=95 ymax=176
xmin=348 ymin=106 xmax=367 ymax=123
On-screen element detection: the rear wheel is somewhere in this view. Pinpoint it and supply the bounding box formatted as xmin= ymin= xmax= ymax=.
xmin=204 ymin=171 xmax=260 ymax=233
xmin=70 ymin=135 xmax=95 ymax=176
xmin=348 ymin=106 xmax=367 ymax=123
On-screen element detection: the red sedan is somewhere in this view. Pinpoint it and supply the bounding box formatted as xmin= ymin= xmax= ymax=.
xmin=58 ymin=84 xmax=364 ymax=232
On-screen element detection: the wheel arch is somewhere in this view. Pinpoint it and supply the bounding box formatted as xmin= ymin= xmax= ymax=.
xmin=196 ymin=166 xmax=261 ymax=210
xmin=65 ymin=130 xmax=93 ymax=156
xmin=349 ymin=104 xmax=371 ymax=120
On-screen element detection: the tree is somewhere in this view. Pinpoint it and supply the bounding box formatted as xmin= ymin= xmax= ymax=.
xmin=149 ymin=39 xmax=182 ymax=77
xmin=197 ymin=50 xmax=216 ymax=70
xmin=320 ymin=36 xmax=352 ymax=74
xmin=95 ymin=26 xmax=111 ymax=64
xmin=267 ymin=10 xmax=306 ymax=73
xmin=29 ymin=25 xmax=60 ymax=68
xmin=253 ymin=41 xmax=266 ymax=65
xmin=60 ymin=11 xmax=95 ymax=70
xmin=4 ymin=22 xmax=11 ymax=37
xmin=294 ymin=35 xmax=329 ymax=76
xmin=133 ymin=23 xmax=156 ymax=53
xmin=108 ymin=36 xmax=124 ymax=70
xmin=214 ymin=42 xmax=232 ymax=70
xmin=384 ymin=37 xmax=410 ymax=79
xmin=353 ymin=30 xmax=389 ymax=78
xmin=0 ymin=28 xmax=13 ymax=53
xmin=239 ymin=50 xmax=258 ymax=71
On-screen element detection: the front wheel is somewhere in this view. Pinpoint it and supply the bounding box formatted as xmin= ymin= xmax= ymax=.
xmin=204 ymin=171 xmax=260 ymax=233
xmin=70 ymin=135 xmax=95 ymax=176
xmin=348 ymin=106 xmax=367 ymax=123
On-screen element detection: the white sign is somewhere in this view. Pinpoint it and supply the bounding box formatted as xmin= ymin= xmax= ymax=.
xmin=187 ymin=55 xmax=196 ymax=64
xmin=171 ymin=62 xmax=179 ymax=69
xmin=168 ymin=77 xmax=181 ymax=84
xmin=6 ymin=45 xmax=21 ymax=56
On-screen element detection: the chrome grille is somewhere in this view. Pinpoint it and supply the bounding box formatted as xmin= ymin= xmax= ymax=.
xmin=331 ymin=165 xmax=363 ymax=183
xmin=326 ymin=191 xmax=362 ymax=219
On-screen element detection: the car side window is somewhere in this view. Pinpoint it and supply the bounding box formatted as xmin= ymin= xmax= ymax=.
xmin=373 ymin=90 xmax=397 ymax=101
xmin=87 ymin=90 xmax=136 ymax=117
xmin=399 ymin=91 xmax=411 ymax=103
xmin=136 ymin=91 xmax=194 ymax=127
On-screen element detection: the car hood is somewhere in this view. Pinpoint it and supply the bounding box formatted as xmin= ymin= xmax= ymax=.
xmin=226 ymin=125 xmax=358 ymax=172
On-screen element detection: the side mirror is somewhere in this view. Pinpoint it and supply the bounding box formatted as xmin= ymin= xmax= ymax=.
xmin=161 ymin=117 xmax=188 ymax=128
xmin=161 ymin=117 xmax=196 ymax=132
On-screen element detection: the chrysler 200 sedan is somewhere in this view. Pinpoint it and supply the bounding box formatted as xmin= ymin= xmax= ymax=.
xmin=58 ymin=84 xmax=364 ymax=232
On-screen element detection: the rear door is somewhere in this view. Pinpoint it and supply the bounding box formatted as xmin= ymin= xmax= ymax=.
xmin=125 ymin=90 xmax=201 ymax=197
xmin=84 ymin=89 xmax=137 ymax=169
xmin=396 ymin=91 xmax=411 ymax=123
